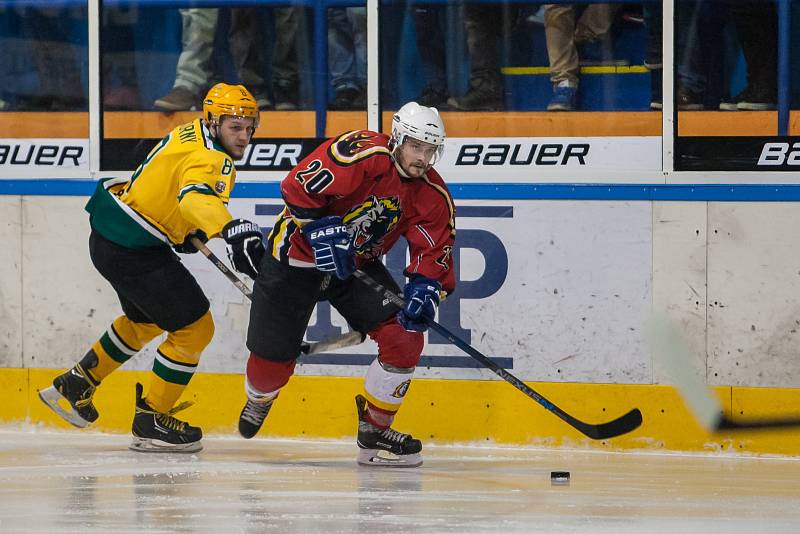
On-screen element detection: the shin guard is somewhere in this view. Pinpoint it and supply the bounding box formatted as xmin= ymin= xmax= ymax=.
xmin=146 ymin=311 xmax=214 ymax=413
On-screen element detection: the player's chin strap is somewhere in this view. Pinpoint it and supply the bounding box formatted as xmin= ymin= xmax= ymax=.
xmin=351 ymin=269 xmax=644 ymax=441
xmin=191 ymin=237 xmax=365 ymax=355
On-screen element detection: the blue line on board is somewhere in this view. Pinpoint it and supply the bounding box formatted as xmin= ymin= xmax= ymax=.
xmin=4 ymin=179 xmax=800 ymax=201
xmin=298 ymin=353 xmax=514 ymax=369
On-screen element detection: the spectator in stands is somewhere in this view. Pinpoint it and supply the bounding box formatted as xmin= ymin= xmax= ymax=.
xmin=543 ymin=3 xmax=619 ymax=112
xmin=645 ymin=2 xmax=728 ymax=111
xmin=411 ymin=5 xmax=450 ymax=108
xmin=328 ymin=7 xmax=367 ymax=110
xmin=447 ymin=5 xmax=522 ymax=111
xmin=719 ymin=2 xmax=776 ymax=110
xmin=18 ymin=6 xmax=86 ymax=111
xmin=102 ymin=6 xmax=140 ymax=110
xmin=155 ymin=7 xmax=302 ymax=112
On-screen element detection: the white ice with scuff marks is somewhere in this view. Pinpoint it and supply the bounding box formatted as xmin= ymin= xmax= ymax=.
xmin=1 ymin=427 xmax=800 ymax=533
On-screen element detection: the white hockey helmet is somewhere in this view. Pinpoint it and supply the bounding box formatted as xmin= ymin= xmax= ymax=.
xmin=391 ymin=102 xmax=446 ymax=165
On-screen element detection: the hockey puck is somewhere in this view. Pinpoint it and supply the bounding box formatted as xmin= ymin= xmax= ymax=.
xmin=550 ymin=471 xmax=570 ymax=485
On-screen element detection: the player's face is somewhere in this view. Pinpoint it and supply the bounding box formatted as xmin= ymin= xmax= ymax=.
xmin=217 ymin=116 xmax=256 ymax=159
xmin=396 ymin=137 xmax=438 ymax=178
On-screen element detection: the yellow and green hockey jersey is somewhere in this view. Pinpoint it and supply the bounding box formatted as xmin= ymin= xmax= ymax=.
xmin=86 ymin=119 xmax=236 ymax=249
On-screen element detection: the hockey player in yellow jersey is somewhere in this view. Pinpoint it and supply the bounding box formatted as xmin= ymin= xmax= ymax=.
xmin=39 ymin=83 xmax=267 ymax=453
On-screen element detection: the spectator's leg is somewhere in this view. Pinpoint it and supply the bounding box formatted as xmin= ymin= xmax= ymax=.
xmin=643 ymin=4 xmax=663 ymax=110
xmin=446 ymin=6 xmax=502 ymax=111
xmin=272 ymin=6 xmax=301 ymax=110
xmin=328 ymin=7 xmax=363 ymax=109
xmin=675 ymin=2 xmax=707 ymax=110
xmin=348 ymin=7 xmax=367 ymax=91
xmin=544 ymin=4 xmax=578 ymax=87
xmin=412 ymin=6 xmax=448 ymax=107
xmin=25 ymin=8 xmax=86 ymax=110
xmin=574 ymin=3 xmax=618 ymax=44
xmin=154 ymin=8 xmax=217 ymax=110
xmin=174 ymin=8 xmax=217 ymax=93
xmin=729 ymin=0 xmax=777 ymax=109
xmin=544 ymin=4 xmax=578 ymax=111
xmin=229 ymin=7 xmax=270 ymax=109
xmin=102 ymin=7 xmax=141 ymax=110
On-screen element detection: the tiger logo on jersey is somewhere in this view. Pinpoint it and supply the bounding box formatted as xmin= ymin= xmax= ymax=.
xmin=329 ymin=130 xmax=391 ymax=166
xmin=343 ymin=195 xmax=401 ymax=256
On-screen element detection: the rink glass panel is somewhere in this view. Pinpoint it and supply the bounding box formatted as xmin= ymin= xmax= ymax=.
xmin=673 ymin=0 xmax=800 ymax=171
xmin=98 ymin=1 xmax=369 ymax=172
xmin=0 ymin=3 xmax=89 ymax=174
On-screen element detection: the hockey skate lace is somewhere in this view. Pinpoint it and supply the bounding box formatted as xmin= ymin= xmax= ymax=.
xmin=72 ymin=363 xmax=97 ymax=408
xmin=379 ymin=428 xmax=408 ymax=444
xmin=141 ymin=401 xmax=193 ymax=433
xmin=242 ymin=399 xmax=271 ymax=425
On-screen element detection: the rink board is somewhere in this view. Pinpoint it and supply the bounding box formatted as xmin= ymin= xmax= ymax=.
xmin=6 ymin=368 xmax=800 ymax=455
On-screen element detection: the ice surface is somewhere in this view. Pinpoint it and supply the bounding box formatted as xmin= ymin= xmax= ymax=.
xmin=1 ymin=427 xmax=800 ymax=533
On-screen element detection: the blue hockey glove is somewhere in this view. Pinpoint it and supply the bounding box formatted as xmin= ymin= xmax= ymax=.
xmin=222 ymin=218 xmax=265 ymax=279
xmin=173 ymin=229 xmax=208 ymax=254
xmin=398 ymin=276 xmax=441 ymax=332
xmin=302 ymin=216 xmax=355 ymax=280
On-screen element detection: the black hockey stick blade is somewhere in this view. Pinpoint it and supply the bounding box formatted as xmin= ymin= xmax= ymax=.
xmin=561 ymin=407 xmax=643 ymax=440
xmin=352 ymin=269 xmax=643 ymax=440
xmin=648 ymin=314 xmax=800 ymax=433
xmin=715 ymin=415 xmax=800 ymax=432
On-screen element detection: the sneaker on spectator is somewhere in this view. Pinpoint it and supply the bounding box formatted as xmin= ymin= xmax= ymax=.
xmin=154 ymin=86 xmax=198 ymax=111
xmin=676 ymin=85 xmax=704 ymax=110
xmin=273 ymin=81 xmax=297 ymax=111
xmin=446 ymin=80 xmax=502 ymax=111
xmin=547 ymin=81 xmax=577 ymax=111
xmin=526 ymin=6 xmax=545 ymax=26
xmin=417 ymin=85 xmax=449 ymax=109
xmin=253 ymin=92 xmax=272 ymax=111
xmin=649 ymin=68 xmax=662 ymax=110
xmin=720 ymin=86 xmax=776 ymax=111
xmin=330 ymin=85 xmax=366 ymax=111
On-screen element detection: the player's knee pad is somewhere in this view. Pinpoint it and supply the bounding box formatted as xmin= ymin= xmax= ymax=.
xmin=162 ymin=310 xmax=215 ymax=363
xmin=113 ymin=316 xmax=163 ymax=352
xmin=246 ymin=352 xmax=297 ymax=395
xmin=369 ymin=319 xmax=424 ymax=368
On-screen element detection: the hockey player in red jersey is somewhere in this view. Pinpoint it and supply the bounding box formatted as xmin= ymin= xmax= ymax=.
xmin=239 ymin=102 xmax=455 ymax=467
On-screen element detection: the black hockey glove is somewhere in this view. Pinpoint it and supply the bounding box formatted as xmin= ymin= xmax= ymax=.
xmin=173 ymin=229 xmax=208 ymax=254
xmin=398 ymin=276 xmax=441 ymax=332
xmin=301 ymin=216 xmax=355 ymax=280
xmin=222 ymin=218 xmax=265 ymax=279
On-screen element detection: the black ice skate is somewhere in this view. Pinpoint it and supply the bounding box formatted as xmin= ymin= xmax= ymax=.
xmin=355 ymin=394 xmax=422 ymax=468
xmin=129 ymin=383 xmax=202 ymax=453
xmin=238 ymin=393 xmax=278 ymax=439
xmin=38 ymin=350 xmax=101 ymax=428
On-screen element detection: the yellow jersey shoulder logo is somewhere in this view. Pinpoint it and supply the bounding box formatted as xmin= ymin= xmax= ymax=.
xmin=214 ymin=180 xmax=227 ymax=193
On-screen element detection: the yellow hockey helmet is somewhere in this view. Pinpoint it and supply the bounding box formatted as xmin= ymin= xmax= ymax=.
xmin=203 ymin=83 xmax=259 ymax=129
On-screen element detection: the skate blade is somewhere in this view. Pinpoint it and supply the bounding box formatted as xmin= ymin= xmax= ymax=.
xmin=357 ymin=448 xmax=422 ymax=468
xmin=38 ymin=386 xmax=90 ymax=428
xmin=129 ymin=436 xmax=203 ymax=454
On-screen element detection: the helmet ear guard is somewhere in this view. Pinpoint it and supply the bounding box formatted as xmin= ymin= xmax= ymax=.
xmin=203 ymin=83 xmax=260 ymax=130
xmin=391 ymin=101 xmax=446 ymax=165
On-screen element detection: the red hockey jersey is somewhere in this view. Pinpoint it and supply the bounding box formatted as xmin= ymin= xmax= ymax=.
xmin=267 ymin=129 xmax=456 ymax=294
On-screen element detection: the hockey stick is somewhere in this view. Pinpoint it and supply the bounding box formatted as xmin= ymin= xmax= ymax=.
xmin=352 ymin=270 xmax=643 ymax=440
xmin=191 ymin=237 xmax=365 ymax=354
xmin=649 ymin=316 xmax=800 ymax=432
